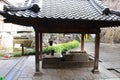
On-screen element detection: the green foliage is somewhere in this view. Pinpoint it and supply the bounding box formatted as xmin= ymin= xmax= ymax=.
xmin=12 ymin=40 xmax=79 ymax=57
xmin=12 ymin=52 xmax=22 ymax=57
xmin=24 ymin=50 xmax=35 ymax=56
xmin=43 ymin=40 xmax=79 ymax=53
xmin=0 ymin=76 xmax=4 ymax=80
xmin=0 ymin=54 xmax=5 ymax=57
xmin=12 ymin=50 xmax=35 ymax=57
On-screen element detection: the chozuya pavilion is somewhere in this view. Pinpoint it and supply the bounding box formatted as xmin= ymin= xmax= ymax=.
xmin=1 ymin=0 xmax=120 ymax=74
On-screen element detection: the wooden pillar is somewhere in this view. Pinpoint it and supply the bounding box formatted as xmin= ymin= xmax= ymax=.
xmin=92 ymin=33 xmax=100 ymax=73
xmin=35 ymin=31 xmax=40 ymax=72
xmin=81 ymin=34 xmax=85 ymax=51
xmin=21 ymin=44 xmax=24 ymax=56
xmin=39 ymin=33 xmax=42 ymax=60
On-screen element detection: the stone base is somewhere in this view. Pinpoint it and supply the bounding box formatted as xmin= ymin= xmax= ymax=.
xmin=65 ymin=51 xmax=89 ymax=62
xmin=42 ymin=57 xmax=93 ymax=68
xmin=91 ymin=69 xmax=99 ymax=73
xmin=42 ymin=51 xmax=93 ymax=68
xmin=34 ymin=72 xmax=44 ymax=76
xmin=43 ymin=60 xmax=94 ymax=68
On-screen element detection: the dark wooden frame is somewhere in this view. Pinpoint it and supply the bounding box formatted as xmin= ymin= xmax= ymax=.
xmin=32 ymin=22 xmax=101 ymax=73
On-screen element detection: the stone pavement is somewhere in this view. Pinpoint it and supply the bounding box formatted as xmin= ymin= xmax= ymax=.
xmin=0 ymin=43 xmax=120 ymax=80
xmin=74 ymin=42 xmax=120 ymax=62
xmin=0 ymin=56 xmax=119 ymax=80
xmin=82 ymin=42 xmax=120 ymax=75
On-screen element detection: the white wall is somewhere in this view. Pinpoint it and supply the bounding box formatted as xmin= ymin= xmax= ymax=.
xmin=0 ymin=23 xmax=34 ymax=32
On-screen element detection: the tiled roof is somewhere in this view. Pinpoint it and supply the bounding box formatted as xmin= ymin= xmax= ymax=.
xmin=0 ymin=0 xmax=14 ymax=6
xmin=1 ymin=0 xmax=120 ymax=21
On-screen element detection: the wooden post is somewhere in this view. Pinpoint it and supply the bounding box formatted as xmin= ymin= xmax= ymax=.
xmin=81 ymin=34 xmax=85 ymax=51
xmin=92 ymin=33 xmax=100 ymax=73
xmin=21 ymin=44 xmax=24 ymax=56
xmin=35 ymin=31 xmax=40 ymax=72
xmin=39 ymin=33 xmax=42 ymax=60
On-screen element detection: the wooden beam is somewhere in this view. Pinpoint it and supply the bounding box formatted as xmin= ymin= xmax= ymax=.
xmin=92 ymin=33 xmax=100 ymax=73
xmin=34 ymin=23 xmax=100 ymax=33
xmin=81 ymin=34 xmax=85 ymax=51
xmin=35 ymin=31 xmax=40 ymax=72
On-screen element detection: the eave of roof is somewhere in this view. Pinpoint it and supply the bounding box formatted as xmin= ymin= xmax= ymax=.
xmin=0 ymin=0 xmax=14 ymax=6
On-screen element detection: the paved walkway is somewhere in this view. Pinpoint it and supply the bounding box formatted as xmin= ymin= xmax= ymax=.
xmin=76 ymin=42 xmax=120 ymax=76
xmin=73 ymin=42 xmax=120 ymax=62
xmin=1 ymin=56 xmax=120 ymax=80
xmin=84 ymin=43 xmax=120 ymax=73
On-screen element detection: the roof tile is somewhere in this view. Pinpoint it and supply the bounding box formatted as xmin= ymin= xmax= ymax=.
xmin=3 ymin=0 xmax=120 ymax=21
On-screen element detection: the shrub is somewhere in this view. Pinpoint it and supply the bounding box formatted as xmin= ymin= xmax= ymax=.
xmin=0 ymin=54 xmax=5 ymax=57
xmin=12 ymin=40 xmax=79 ymax=57
xmin=24 ymin=50 xmax=35 ymax=56
xmin=12 ymin=52 xmax=22 ymax=57
xmin=43 ymin=40 xmax=79 ymax=53
xmin=12 ymin=50 xmax=35 ymax=57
